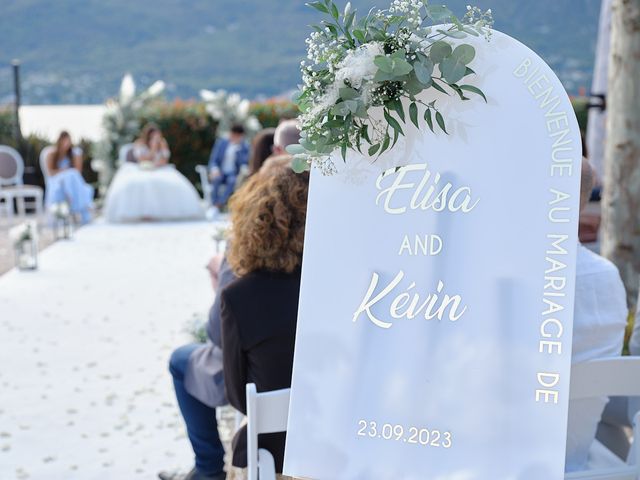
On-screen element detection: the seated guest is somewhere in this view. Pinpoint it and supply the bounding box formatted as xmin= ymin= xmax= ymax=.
xmin=208 ymin=125 xmax=249 ymax=208
xmin=45 ymin=131 xmax=94 ymax=224
xmin=272 ymin=119 xmax=301 ymax=156
xmin=234 ymin=127 xmax=276 ymax=189
xmin=565 ymin=159 xmax=628 ymax=472
xmin=248 ymin=127 xmax=276 ymax=176
xmin=133 ymin=123 xmax=171 ymax=166
xmin=158 ymin=257 xmax=235 ymax=480
xmin=221 ymin=155 xmax=309 ymax=473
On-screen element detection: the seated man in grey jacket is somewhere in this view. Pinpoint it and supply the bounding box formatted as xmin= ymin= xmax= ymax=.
xmin=158 ymin=257 xmax=236 ymax=480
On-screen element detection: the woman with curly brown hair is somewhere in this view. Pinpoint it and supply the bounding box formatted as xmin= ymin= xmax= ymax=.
xmin=222 ymin=155 xmax=309 ymax=474
xmin=159 ymin=156 xmax=308 ymax=480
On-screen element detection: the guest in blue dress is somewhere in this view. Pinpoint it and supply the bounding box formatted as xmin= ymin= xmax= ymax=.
xmin=45 ymin=131 xmax=94 ymax=223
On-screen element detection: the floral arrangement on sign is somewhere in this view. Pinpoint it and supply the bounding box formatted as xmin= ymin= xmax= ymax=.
xmin=199 ymin=89 xmax=262 ymax=138
xmin=288 ymin=0 xmax=493 ymax=174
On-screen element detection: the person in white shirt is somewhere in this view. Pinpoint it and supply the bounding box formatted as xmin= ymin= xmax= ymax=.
xmin=271 ymin=119 xmax=301 ymax=156
xmin=565 ymin=158 xmax=628 ymax=471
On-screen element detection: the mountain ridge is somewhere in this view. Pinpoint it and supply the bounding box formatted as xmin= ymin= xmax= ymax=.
xmin=0 ymin=0 xmax=602 ymax=104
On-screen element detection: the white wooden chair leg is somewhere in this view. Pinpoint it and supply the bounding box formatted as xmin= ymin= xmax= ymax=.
xmin=7 ymin=194 xmax=14 ymax=219
xmin=258 ymin=449 xmax=277 ymax=480
xmin=35 ymin=191 xmax=43 ymax=217
xmin=16 ymin=196 xmax=26 ymax=217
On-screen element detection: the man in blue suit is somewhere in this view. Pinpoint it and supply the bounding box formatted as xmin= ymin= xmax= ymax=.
xmin=208 ymin=124 xmax=250 ymax=208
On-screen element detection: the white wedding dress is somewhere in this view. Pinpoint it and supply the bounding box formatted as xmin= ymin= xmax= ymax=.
xmin=104 ymin=163 xmax=204 ymax=223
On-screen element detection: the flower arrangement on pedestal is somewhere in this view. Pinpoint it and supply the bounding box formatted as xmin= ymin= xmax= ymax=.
xmin=199 ymin=89 xmax=262 ymax=138
xmin=9 ymin=221 xmax=39 ymax=271
xmin=288 ymin=0 xmax=493 ymax=174
xmin=93 ymin=74 xmax=166 ymax=192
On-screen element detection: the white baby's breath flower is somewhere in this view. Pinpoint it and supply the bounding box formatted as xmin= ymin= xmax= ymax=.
xmin=334 ymin=42 xmax=385 ymax=90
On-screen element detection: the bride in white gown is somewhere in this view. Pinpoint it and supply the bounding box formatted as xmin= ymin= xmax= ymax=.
xmin=104 ymin=124 xmax=204 ymax=223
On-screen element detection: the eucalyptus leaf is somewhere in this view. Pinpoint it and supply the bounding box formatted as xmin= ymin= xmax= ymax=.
xmin=330 ymin=2 xmax=339 ymax=20
xmin=424 ymin=108 xmax=434 ymax=132
xmin=460 ymin=84 xmax=487 ymax=102
xmin=450 ymin=84 xmax=469 ymax=101
xmin=435 ymin=111 xmax=448 ymax=134
xmin=380 ymin=132 xmax=391 ymax=154
xmin=391 ymin=58 xmax=413 ymax=76
xmin=384 ymin=110 xmax=403 ymax=137
xmin=409 ymin=102 xmax=419 ymax=129
xmin=425 ymin=5 xmax=452 ymax=22
xmin=437 ymin=29 xmax=467 ymax=39
xmin=440 ymin=56 xmax=467 ymax=84
xmin=345 ymin=11 xmax=355 ymax=30
xmin=339 ymin=87 xmax=359 ymax=100
xmin=463 ymin=26 xmax=480 ymax=37
xmin=353 ymin=29 xmax=366 ymax=43
xmin=452 ymin=44 xmax=476 ymax=65
xmin=330 ymin=102 xmax=351 ymax=116
xmin=414 ymin=61 xmax=433 ymax=84
xmin=374 ymin=55 xmax=394 ymax=73
xmin=360 ymin=124 xmax=370 ymax=143
xmin=355 ymin=101 xmax=368 ymax=118
xmin=286 ymin=144 xmax=306 ymax=155
xmin=368 ymin=143 xmax=380 ymax=156
xmin=291 ymin=156 xmax=309 ymax=173
xmin=343 ymin=1 xmax=351 ymax=17
xmin=405 ymin=73 xmax=427 ymax=95
xmin=429 ymin=41 xmax=452 ymax=64
xmin=431 ymin=80 xmax=449 ymax=95
xmin=307 ymin=2 xmax=329 ymax=14
xmin=390 ymin=98 xmax=405 ymax=123
xmin=373 ymin=70 xmax=398 ymax=82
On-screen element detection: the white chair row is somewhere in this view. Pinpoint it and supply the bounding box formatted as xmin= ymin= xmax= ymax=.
xmin=0 ymin=145 xmax=44 ymax=219
xmin=245 ymin=357 xmax=640 ymax=480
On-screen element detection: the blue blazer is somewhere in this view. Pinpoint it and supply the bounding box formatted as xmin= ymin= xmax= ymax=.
xmin=208 ymin=138 xmax=250 ymax=175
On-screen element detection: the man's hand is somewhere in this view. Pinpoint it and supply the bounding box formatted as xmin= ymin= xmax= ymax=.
xmin=209 ymin=167 xmax=221 ymax=181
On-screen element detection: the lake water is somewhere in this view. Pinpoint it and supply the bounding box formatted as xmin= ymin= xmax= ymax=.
xmin=19 ymin=104 xmax=106 ymax=142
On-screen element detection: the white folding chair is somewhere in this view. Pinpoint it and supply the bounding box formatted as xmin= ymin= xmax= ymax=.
xmin=0 ymin=145 xmax=43 ymax=218
xmin=195 ymin=164 xmax=212 ymax=207
xmin=566 ymin=357 xmax=640 ymax=480
xmin=246 ymin=383 xmax=290 ymax=480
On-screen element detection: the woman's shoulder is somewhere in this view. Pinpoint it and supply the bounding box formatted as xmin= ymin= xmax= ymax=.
xmin=222 ymin=269 xmax=301 ymax=304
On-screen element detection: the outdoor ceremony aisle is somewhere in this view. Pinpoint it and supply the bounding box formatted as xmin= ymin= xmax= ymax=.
xmin=0 ymin=221 xmax=219 ymax=480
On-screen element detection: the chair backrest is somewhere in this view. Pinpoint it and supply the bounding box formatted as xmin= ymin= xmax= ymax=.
xmin=118 ymin=143 xmax=135 ymax=166
xmin=246 ymin=383 xmax=290 ymax=480
xmin=570 ymin=357 xmax=640 ymax=400
xmin=565 ymin=357 xmax=640 ymax=480
xmin=39 ymin=145 xmax=55 ymax=186
xmin=0 ymin=145 xmax=24 ymax=187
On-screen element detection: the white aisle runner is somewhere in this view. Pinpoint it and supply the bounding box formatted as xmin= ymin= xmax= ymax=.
xmin=0 ymin=221 xmax=217 ymax=480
